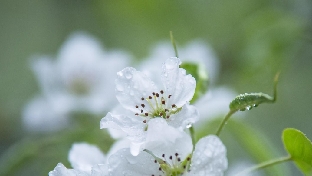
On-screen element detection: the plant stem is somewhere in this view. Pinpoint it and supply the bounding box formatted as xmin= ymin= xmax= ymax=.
xmin=235 ymin=156 xmax=292 ymax=176
xmin=215 ymin=110 xmax=236 ymax=136
xmin=170 ymin=31 xmax=179 ymax=58
xmin=189 ymin=126 xmax=196 ymax=151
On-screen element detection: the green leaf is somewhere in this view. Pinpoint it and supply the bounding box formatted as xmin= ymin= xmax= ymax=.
xmin=229 ymin=72 xmax=279 ymax=112
xmin=282 ymin=128 xmax=312 ymax=175
xmin=180 ymin=62 xmax=209 ymax=103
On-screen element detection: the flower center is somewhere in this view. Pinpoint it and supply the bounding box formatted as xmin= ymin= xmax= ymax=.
xmin=152 ymin=153 xmax=192 ymax=176
xmin=134 ymin=90 xmax=180 ymax=123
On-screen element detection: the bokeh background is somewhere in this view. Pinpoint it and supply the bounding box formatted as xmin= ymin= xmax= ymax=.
xmin=0 ymin=0 xmax=312 ymax=175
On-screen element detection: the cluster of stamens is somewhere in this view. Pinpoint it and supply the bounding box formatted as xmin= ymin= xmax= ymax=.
xmin=151 ymin=152 xmax=191 ymax=176
xmin=134 ymin=90 xmax=178 ymax=123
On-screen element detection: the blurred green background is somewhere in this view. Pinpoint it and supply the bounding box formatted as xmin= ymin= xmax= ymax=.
xmin=0 ymin=0 xmax=312 ymax=175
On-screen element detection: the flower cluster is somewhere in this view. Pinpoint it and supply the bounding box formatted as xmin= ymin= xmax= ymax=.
xmin=49 ymin=57 xmax=228 ymax=176
xmin=23 ymin=32 xmax=132 ymax=132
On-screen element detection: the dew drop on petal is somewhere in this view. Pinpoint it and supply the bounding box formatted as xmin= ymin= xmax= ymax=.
xmin=116 ymin=84 xmax=124 ymax=91
xmin=186 ymin=123 xmax=192 ymax=128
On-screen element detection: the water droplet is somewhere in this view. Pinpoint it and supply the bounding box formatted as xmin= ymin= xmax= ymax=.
xmin=125 ymin=71 xmax=133 ymax=79
xmin=246 ymin=106 xmax=252 ymax=110
xmin=186 ymin=123 xmax=192 ymax=128
xmin=116 ymin=84 xmax=124 ymax=91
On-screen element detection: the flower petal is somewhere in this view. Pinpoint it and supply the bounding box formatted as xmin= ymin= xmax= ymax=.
xmin=49 ymin=163 xmax=87 ymax=176
xmin=115 ymin=67 xmax=157 ymax=112
xmin=100 ymin=112 xmax=146 ymax=143
xmin=161 ymin=57 xmax=196 ymax=107
xmin=189 ymin=135 xmax=228 ymax=176
xmin=108 ymin=148 xmax=163 ymax=176
xmin=68 ymin=143 xmax=106 ymax=173
xmin=145 ymin=118 xmax=193 ymax=161
xmin=168 ymin=103 xmax=199 ymax=130
xmin=91 ymin=164 xmax=109 ymax=176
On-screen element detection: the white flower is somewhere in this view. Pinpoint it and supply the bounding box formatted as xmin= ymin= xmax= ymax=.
xmin=24 ymin=32 xmax=131 ymax=131
xmin=22 ymin=95 xmax=70 ymax=132
xmin=140 ymin=40 xmax=219 ymax=85
xmin=49 ymin=143 xmax=107 ymax=176
xmin=107 ymin=118 xmax=228 ymax=176
xmin=31 ymin=32 xmax=131 ymax=114
xmin=101 ymin=57 xmax=199 ymax=155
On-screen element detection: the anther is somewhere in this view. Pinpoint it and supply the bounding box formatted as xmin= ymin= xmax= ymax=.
xmin=141 ymin=104 xmax=145 ymax=108
xmin=162 ymin=154 xmax=165 ymax=157
xmin=160 ymin=90 xmax=164 ymax=94
xmin=156 ymin=93 xmax=159 ymax=97
xmin=159 ymin=167 xmax=162 ymax=171
xmin=178 ymin=158 xmax=181 ymax=162
xmin=135 ymin=113 xmax=139 ymax=116
xmin=172 ymin=104 xmax=176 ymax=108
xmin=168 ymin=95 xmax=172 ymax=98
xmin=165 ymin=109 xmax=169 ymax=112
xmin=169 ymin=156 xmax=172 ymax=160
xmin=154 ymin=160 xmax=157 ymax=163
xmin=135 ymin=105 xmax=139 ymax=108
xmin=149 ymin=96 xmax=152 ymax=99
xmin=141 ymin=97 xmax=144 ymax=100
xmin=143 ymin=120 xmax=147 ymax=123
xmin=187 ymin=157 xmax=190 ymax=161
xmin=159 ymin=112 xmax=163 ymax=116
xmin=145 ymin=113 xmax=148 ymax=116
xmin=166 ymin=115 xmax=170 ymax=119
xmin=162 ymin=100 xmax=165 ymax=105
xmin=141 ymin=109 xmax=143 ymax=113
xmin=152 ymin=92 xmax=155 ymax=95
xmin=175 ymin=153 xmax=178 ymax=156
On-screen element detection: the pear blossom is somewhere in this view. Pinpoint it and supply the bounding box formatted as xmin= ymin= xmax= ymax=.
xmin=107 ymin=118 xmax=228 ymax=176
xmin=101 ymin=57 xmax=199 ymax=155
xmin=140 ymin=40 xmax=219 ymax=85
xmin=23 ymin=32 xmax=131 ymax=131
xmin=49 ymin=143 xmax=108 ymax=176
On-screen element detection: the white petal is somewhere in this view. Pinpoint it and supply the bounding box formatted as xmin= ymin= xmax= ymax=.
xmin=108 ymin=148 xmax=163 ymax=176
xmin=161 ymin=57 xmax=196 ymax=107
xmin=107 ymin=138 xmax=131 ymax=158
xmin=91 ymin=164 xmax=109 ymax=176
xmin=115 ymin=67 xmax=157 ymax=112
xmin=68 ymin=143 xmax=106 ymax=173
xmin=194 ymin=87 xmax=237 ymax=122
xmin=189 ymin=135 xmax=228 ymax=176
xmin=100 ymin=113 xmax=146 ymax=143
xmin=49 ymin=163 xmax=87 ymax=176
xmin=168 ymin=103 xmax=199 ymax=129
xmin=31 ymin=56 xmax=59 ymax=94
xmin=22 ymin=96 xmax=69 ymax=132
xmin=145 ymin=118 xmax=193 ymax=161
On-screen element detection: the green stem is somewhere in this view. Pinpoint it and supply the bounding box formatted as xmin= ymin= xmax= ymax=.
xmin=215 ymin=110 xmax=236 ymax=136
xmin=235 ymin=156 xmax=292 ymax=176
xmin=189 ymin=126 xmax=196 ymax=151
xmin=170 ymin=31 xmax=179 ymax=58
xmin=272 ymin=72 xmax=280 ymax=102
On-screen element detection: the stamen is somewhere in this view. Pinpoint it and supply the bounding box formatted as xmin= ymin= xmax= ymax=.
xmin=154 ymin=160 xmax=157 ymax=163
xmin=135 ymin=113 xmax=139 ymax=116
xmin=141 ymin=97 xmax=144 ymax=100
xmin=141 ymin=104 xmax=145 ymax=108
xmin=149 ymin=96 xmax=152 ymax=99
xmin=141 ymin=109 xmax=143 ymax=113
xmin=172 ymin=104 xmax=176 ymax=108
xmin=160 ymin=90 xmax=164 ymax=94
xmin=169 ymin=156 xmax=172 ymax=160
xmin=166 ymin=115 xmax=170 ymax=119
xmin=145 ymin=113 xmax=149 ymax=116
xmin=152 ymin=92 xmax=155 ymax=95
xmin=168 ymin=95 xmax=172 ymax=98
xmin=135 ymin=105 xmax=139 ymax=108
xmin=143 ymin=120 xmax=147 ymax=123
xmin=162 ymin=154 xmax=165 ymax=157
xmin=156 ymin=93 xmax=159 ymax=97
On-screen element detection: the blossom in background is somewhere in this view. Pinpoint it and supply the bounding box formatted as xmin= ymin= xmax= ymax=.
xmin=101 ymin=57 xmax=199 ymax=155
xmin=108 ymin=118 xmax=228 ymax=176
xmin=139 ymin=40 xmax=219 ymax=85
xmin=49 ymin=143 xmax=108 ymax=176
xmin=23 ymin=32 xmax=132 ymax=132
